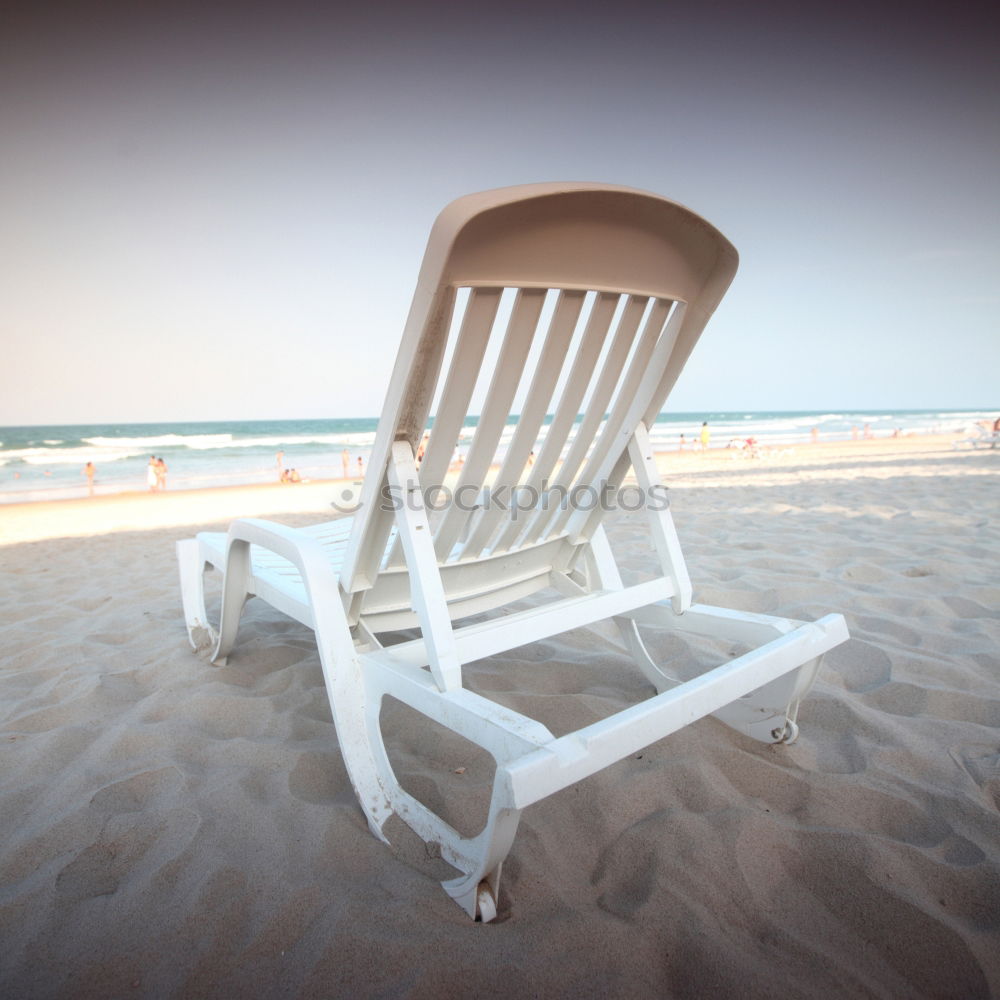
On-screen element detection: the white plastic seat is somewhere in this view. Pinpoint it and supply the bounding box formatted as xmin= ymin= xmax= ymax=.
xmin=177 ymin=182 xmax=849 ymax=921
xmin=953 ymin=425 xmax=998 ymax=449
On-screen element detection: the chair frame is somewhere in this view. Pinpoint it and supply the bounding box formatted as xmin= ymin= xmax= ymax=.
xmin=178 ymin=183 xmax=849 ymax=921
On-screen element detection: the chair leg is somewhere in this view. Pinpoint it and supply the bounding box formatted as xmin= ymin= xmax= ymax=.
xmin=176 ymin=539 xmax=218 ymax=655
xmin=176 ymin=537 xmax=254 ymax=667
xmin=307 ymin=667 xmax=520 ymax=920
xmin=348 ymin=700 xmax=522 ymax=921
xmin=709 ymin=656 xmax=820 ymax=743
xmin=351 ymin=675 xmax=524 ymax=921
xmin=208 ymin=538 xmax=256 ymax=666
xmin=310 ymin=595 xmax=397 ymax=842
xmin=615 ymin=616 xmax=681 ymax=693
xmin=617 ymin=603 xmax=843 ymax=744
xmin=440 ymin=776 xmax=522 ymax=922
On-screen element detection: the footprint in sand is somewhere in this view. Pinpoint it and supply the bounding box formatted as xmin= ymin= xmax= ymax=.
xmin=89 ymin=767 xmax=183 ymax=813
xmin=949 ymin=744 xmax=1000 ymax=808
xmin=287 ymin=751 xmax=345 ymax=805
xmin=941 ymin=595 xmax=998 ymax=619
xmin=826 ymin=638 xmax=892 ymax=693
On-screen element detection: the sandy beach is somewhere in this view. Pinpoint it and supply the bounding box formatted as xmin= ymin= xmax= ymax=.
xmin=1 ymin=434 xmax=998 ymax=998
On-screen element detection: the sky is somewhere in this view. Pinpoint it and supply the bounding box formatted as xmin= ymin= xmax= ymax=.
xmin=1 ymin=0 xmax=997 ymax=425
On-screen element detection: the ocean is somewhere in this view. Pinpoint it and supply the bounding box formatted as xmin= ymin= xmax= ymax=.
xmin=0 ymin=409 xmax=992 ymax=504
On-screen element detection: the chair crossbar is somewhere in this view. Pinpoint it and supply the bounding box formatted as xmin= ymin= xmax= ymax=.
xmin=365 ymin=657 xmax=555 ymax=759
xmin=369 ymin=576 xmax=672 ymax=672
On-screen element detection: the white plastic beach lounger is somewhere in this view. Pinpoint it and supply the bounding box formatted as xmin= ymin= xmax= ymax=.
xmin=953 ymin=424 xmax=998 ymax=449
xmin=177 ymin=183 xmax=849 ymax=921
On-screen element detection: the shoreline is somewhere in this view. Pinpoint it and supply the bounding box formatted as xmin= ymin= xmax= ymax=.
xmin=0 ymin=477 xmax=353 ymax=546
xmin=3 ymin=413 xmax=994 ymax=507
xmin=1 ymin=433 xmax=991 ymax=546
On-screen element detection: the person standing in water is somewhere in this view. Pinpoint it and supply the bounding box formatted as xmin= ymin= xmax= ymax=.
xmin=83 ymin=461 xmax=95 ymax=495
xmin=416 ymin=433 xmax=430 ymax=466
xmin=700 ymin=421 xmax=710 ymax=450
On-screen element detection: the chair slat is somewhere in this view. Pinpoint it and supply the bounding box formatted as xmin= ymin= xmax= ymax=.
xmin=382 ymin=287 xmax=503 ymax=569
xmin=419 ymin=287 xmax=504 ymax=494
xmin=548 ymin=297 xmax=673 ymax=538
xmin=434 ymin=287 xmax=547 ymax=560
xmin=504 ymin=292 xmax=621 ymax=550
xmin=537 ymin=295 xmax=648 ymax=539
xmin=567 ymin=302 xmax=688 ymax=544
xmin=461 ymin=289 xmax=587 ymax=558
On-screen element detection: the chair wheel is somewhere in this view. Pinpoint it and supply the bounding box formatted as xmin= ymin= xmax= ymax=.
xmin=475 ymin=882 xmax=497 ymax=923
xmin=771 ymin=720 xmax=799 ymax=744
xmin=783 ymin=720 xmax=800 ymax=744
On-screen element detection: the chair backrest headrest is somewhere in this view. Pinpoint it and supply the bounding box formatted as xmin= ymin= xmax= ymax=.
xmin=340 ymin=183 xmax=738 ymax=594
xmin=434 ymin=182 xmax=735 ymax=301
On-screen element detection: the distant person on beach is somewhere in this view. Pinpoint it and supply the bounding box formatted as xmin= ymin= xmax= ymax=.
xmin=700 ymin=422 xmax=710 ymax=450
xmin=147 ymin=456 xmax=158 ymax=492
xmin=679 ymin=434 xmax=686 ymax=451
xmin=810 ymin=427 xmax=819 ymax=444
xmin=863 ymin=423 xmax=873 ymax=439
xmin=290 ymin=468 xmax=302 ymax=483
xmin=83 ymin=461 xmax=95 ymax=495
xmin=277 ymin=451 xmax=284 ymax=481
xmin=851 ymin=425 xmax=859 ymax=441
xmin=155 ymin=457 xmax=168 ymax=490
xmin=357 ymin=456 xmax=364 ymax=476
xmin=341 ymin=449 xmax=350 ymax=478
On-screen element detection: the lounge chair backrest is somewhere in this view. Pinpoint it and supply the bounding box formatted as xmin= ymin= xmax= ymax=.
xmin=339 ymin=183 xmax=738 ymax=600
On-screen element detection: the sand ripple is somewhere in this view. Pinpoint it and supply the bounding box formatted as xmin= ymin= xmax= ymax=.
xmin=2 ymin=447 xmax=999 ymax=997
